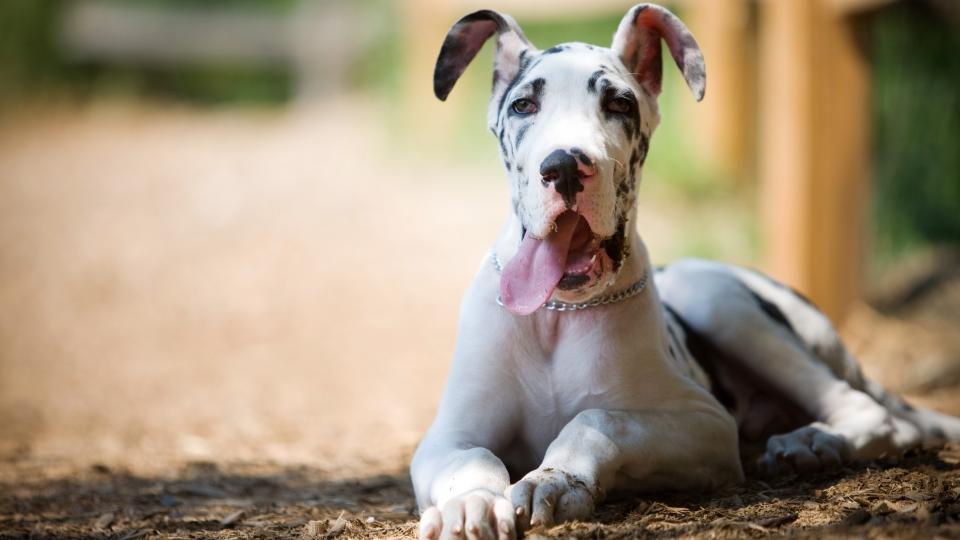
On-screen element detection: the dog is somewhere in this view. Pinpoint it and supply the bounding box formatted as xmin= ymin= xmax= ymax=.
xmin=410 ymin=4 xmax=960 ymax=539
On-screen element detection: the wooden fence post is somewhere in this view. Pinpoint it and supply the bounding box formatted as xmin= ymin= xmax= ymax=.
xmin=758 ymin=0 xmax=870 ymax=323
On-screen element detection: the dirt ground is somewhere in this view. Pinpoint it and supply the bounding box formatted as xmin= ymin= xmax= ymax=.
xmin=1 ymin=102 xmax=959 ymax=539
xmin=2 ymin=444 xmax=960 ymax=539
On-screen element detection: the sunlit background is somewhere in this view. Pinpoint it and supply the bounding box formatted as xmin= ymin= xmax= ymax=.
xmin=1 ymin=0 xmax=958 ymax=475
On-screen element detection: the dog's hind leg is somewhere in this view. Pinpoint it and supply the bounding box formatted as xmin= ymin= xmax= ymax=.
xmin=657 ymin=259 xmax=959 ymax=474
xmin=727 ymin=264 xmax=960 ymax=447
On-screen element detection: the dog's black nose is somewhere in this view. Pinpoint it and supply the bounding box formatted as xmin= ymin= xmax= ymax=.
xmin=540 ymin=149 xmax=585 ymax=208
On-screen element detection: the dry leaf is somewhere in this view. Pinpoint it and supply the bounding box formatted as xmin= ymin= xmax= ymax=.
xmin=841 ymin=500 xmax=861 ymax=511
xmin=94 ymin=512 xmax=115 ymax=529
xmin=220 ymin=510 xmax=244 ymax=528
xmin=325 ymin=511 xmax=348 ymax=539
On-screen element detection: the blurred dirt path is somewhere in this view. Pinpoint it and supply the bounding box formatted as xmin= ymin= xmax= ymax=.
xmin=0 ymin=101 xmax=509 ymax=471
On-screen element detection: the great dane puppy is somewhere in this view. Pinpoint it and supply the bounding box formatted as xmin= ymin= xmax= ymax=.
xmin=411 ymin=4 xmax=960 ymax=539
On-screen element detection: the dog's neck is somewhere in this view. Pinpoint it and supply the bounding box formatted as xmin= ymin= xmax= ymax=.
xmin=485 ymin=207 xmax=665 ymax=357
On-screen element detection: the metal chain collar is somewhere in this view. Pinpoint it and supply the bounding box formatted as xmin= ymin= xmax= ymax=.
xmin=490 ymin=251 xmax=649 ymax=312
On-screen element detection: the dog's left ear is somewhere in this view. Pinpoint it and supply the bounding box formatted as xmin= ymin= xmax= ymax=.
xmin=611 ymin=4 xmax=706 ymax=101
xmin=433 ymin=10 xmax=533 ymax=107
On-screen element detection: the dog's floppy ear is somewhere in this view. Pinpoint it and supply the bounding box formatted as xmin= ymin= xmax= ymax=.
xmin=611 ymin=4 xmax=706 ymax=101
xmin=433 ymin=10 xmax=533 ymax=103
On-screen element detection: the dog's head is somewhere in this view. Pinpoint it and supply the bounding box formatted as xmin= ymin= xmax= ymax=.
xmin=434 ymin=4 xmax=705 ymax=315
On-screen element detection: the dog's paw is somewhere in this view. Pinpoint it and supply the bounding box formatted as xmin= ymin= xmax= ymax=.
xmin=505 ymin=467 xmax=598 ymax=531
xmin=419 ymin=489 xmax=515 ymax=540
xmin=758 ymin=423 xmax=849 ymax=476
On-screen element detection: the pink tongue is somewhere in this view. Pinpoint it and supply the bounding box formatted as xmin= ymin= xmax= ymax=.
xmin=501 ymin=212 xmax=581 ymax=315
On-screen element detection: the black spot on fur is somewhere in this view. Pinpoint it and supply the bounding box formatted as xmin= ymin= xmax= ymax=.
xmin=600 ymin=216 xmax=629 ymax=271
xmin=597 ymin=77 xmax=612 ymax=95
xmin=569 ymin=148 xmax=593 ymax=168
xmin=746 ymin=288 xmax=798 ymax=338
xmin=530 ymin=77 xmax=545 ymax=100
xmin=616 ymin=176 xmax=631 ymax=197
xmin=505 ymin=160 xmax=512 ymax=171
xmin=543 ymin=44 xmax=568 ymax=55
xmin=586 ymin=70 xmax=603 ymax=94
xmin=637 ymin=134 xmax=649 ymax=167
xmin=515 ymin=123 xmax=531 ymax=148
xmin=616 ymin=146 xmax=637 ymax=200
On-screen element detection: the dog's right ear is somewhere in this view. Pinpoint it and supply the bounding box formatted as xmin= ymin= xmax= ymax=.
xmin=433 ymin=10 xmax=533 ymax=103
xmin=611 ymin=4 xmax=706 ymax=101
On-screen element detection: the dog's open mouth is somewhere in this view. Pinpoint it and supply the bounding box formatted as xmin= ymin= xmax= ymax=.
xmin=500 ymin=210 xmax=604 ymax=315
xmin=556 ymin=214 xmax=601 ymax=290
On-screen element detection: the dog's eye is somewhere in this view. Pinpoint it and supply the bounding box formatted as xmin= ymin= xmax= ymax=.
xmin=606 ymin=97 xmax=633 ymax=114
xmin=511 ymin=98 xmax=538 ymax=115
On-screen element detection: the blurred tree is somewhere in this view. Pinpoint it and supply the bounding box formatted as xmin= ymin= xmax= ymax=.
xmin=0 ymin=0 xmax=302 ymax=105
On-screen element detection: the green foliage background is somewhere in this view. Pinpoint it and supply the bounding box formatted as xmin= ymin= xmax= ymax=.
xmin=869 ymin=3 xmax=960 ymax=267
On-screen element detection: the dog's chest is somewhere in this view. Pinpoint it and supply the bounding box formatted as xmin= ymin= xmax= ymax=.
xmin=502 ymin=314 xmax=664 ymax=465
xmin=498 ymin=305 xmax=714 ymax=471
xmin=506 ymin=350 xmax=625 ymax=473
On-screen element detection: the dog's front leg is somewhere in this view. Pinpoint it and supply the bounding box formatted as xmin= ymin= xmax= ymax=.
xmin=411 ymin=299 xmax=523 ymax=540
xmin=508 ymin=404 xmax=743 ymax=529
xmin=412 ymin=438 xmax=515 ymax=540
